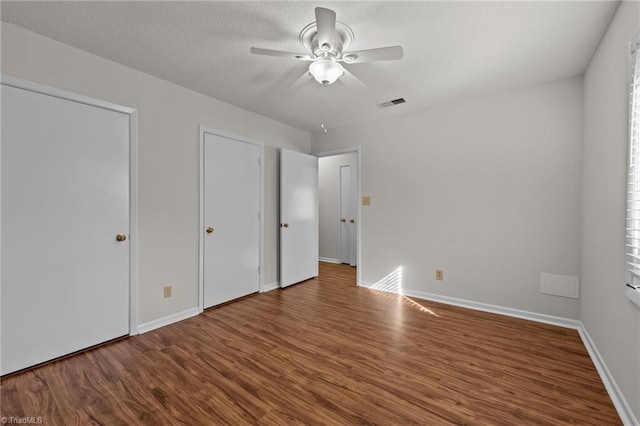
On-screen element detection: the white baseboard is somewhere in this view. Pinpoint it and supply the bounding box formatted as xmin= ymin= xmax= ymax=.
xmin=137 ymin=307 xmax=199 ymax=334
xmin=359 ymin=281 xmax=580 ymax=329
xmin=319 ymin=257 xmax=340 ymax=264
xmin=408 ymin=289 xmax=581 ymax=329
xmin=359 ymin=281 xmax=637 ymax=424
xmin=262 ymin=281 xmax=279 ymax=292
xmin=577 ymin=325 xmax=638 ymax=425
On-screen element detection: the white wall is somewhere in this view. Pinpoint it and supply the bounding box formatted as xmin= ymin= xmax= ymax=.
xmin=312 ymin=76 xmax=584 ymax=319
xmin=319 ymin=153 xmax=358 ymax=261
xmin=0 ymin=22 xmax=311 ymax=324
xmin=582 ymin=1 xmax=640 ymax=419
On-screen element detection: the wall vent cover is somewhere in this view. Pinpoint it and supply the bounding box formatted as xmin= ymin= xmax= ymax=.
xmin=377 ymin=98 xmax=407 ymax=108
xmin=540 ymin=273 xmax=579 ymax=299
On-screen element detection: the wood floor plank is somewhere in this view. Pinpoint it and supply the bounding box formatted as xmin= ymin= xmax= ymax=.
xmin=1 ymin=262 xmax=621 ymax=425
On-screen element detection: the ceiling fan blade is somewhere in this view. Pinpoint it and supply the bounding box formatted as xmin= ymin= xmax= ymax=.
xmin=342 ymin=46 xmax=404 ymax=64
xmin=315 ymin=7 xmax=337 ymax=52
xmin=340 ymin=67 xmax=367 ymax=89
xmin=250 ymin=47 xmax=312 ymax=61
xmin=288 ymin=70 xmax=313 ymax=89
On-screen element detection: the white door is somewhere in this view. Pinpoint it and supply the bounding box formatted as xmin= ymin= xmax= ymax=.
xmin=280 ymin=149 xmax=318 ymax=287
xmin=339 ymin=165 xmax=357 ymax=266
xmin=203 ymin=133 xmax=260 ymax=308
xmin=1 ymin=84 xmax=130 ymax=375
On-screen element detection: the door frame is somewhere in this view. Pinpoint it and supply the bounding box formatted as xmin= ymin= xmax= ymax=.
xmin=0 ymin=75 xmax=140 ymax=335
xmin=198 ymin=126 xmax=265 ymax=312
xmin=314 ymin=146 xmax=362 ymax=286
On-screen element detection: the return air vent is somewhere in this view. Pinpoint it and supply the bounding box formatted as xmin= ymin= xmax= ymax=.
xmin=377 ymin=98 xmax=407 ymax=108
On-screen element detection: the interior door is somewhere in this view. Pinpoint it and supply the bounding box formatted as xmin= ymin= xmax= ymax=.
xmin=348 ymin=162 xmax=357 ymax=266
xmin=1 ymin=84 xmax=130 ymax=375
xmin=280 ymin=149 xmax=318 ymax=287
xmin=339 ymin=164 xmax=357 ymax=266
xmin=203 ymin=133 xmax=260 ymax=308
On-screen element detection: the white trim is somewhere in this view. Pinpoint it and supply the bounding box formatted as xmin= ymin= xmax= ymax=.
xmin=359 ymin=282 xmax=580 ymax=328
xmin=359 ymin=281 xmax=636 ymax=425
xmin=402 ymin=289 xmax=581 ymax=329
xmin=137 ymin=307 xmax=199 ymax=334
xmin=319 ymin=257 xmax=340 ymax=264
xmin=199 ymin=128 xmax=205 ymax=312
xmin=577 ymin=325 xmax=638 ymax=426
xmin=1 ymin=75 xmax=136 ymax=115
xmin=128 ymin=110 xmax=139 ymax=335
xmin=313 ymin=146 xmax=361 ymax=286
xmin=262 ymin=282 xmax=280 ymax=292
xmin=338 ymin=165 xmax=345 ymax=264
xmin=198 ymin=126 xmax=265 ymax=313
xmin=1 ymin=75 xmax=140 ymax=337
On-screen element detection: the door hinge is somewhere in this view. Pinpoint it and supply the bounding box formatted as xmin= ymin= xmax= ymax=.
xmin=258 ymin=212 xmax=261 ymax=220
xmin=258 ymin=157 xmax=261 ymax=167
xmin=258 ymin=265 xmax=260 ymax=274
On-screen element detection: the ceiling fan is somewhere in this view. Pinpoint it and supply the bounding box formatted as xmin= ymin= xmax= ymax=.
xmin=250 ymin=7 xmax=404 ymax=88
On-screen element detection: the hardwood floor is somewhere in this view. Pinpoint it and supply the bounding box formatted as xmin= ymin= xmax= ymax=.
xmin=1 ymin=262 xmax=620 ymax=425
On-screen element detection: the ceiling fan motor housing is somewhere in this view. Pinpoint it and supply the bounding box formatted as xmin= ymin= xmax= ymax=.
xmin=299 ymin=21 xmax=354 ymax=60
xmin=311 ymin=33 xmax=344 ymax=59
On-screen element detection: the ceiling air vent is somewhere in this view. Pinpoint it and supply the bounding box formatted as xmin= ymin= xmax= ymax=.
xmin=377 ymin=97 xmax=407 ymax=109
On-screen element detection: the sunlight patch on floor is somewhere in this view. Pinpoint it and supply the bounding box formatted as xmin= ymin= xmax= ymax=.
xmin=402 ymin=296 xmax=438 ymax=316
xmin=366 ymin=266 xmax=438 ymax=316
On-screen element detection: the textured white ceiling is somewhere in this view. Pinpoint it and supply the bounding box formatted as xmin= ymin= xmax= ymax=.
xmin=1 ymin=1 xmax=619 ymax=133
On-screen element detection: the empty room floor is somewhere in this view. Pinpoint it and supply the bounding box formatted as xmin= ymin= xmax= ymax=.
xmin=0 ymin=263 xmax=620 ymax=424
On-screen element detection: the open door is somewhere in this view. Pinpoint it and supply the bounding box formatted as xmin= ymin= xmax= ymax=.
xmin=280 ymin=149 xmax=319 ymax=287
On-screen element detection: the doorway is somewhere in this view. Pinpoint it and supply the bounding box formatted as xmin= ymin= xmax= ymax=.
xmin=278 ymin=147 xmax=361 ymax=289
xmin=316 ymin=148 xmax=360 ymax=286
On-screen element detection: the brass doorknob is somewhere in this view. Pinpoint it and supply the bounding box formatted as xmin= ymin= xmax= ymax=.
xmin=341 ymin=218 xmax=346 ymax=222
xmin=116 ymin=234 xmax=127 ymax=242
xmin=206 ymin=227 xmax=214 ymax=234
xmin=283 ymin=223 xmax=289 ymax=228
xmin=350 ymin=219 xmax=355 ymax=223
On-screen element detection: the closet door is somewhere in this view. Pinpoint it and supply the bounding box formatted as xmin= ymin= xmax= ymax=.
xmin=1 ymin=84 xmax=130 ymax=375
xmin=203 ymin=133 xmax=260 ymax=308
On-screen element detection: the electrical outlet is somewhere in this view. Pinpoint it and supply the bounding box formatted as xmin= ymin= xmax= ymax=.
xmin=163 ymin=285 xmax=172 ymax=298
xmin=435 ymin=270 xmax=444 ymax=281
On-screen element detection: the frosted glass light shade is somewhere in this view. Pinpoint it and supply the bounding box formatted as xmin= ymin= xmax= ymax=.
xmin=309 ymin=59 xmax=344 ymax=85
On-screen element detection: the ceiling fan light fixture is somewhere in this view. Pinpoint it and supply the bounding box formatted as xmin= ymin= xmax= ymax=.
xmin=309 ymin=58 xmax=344 ymax=86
